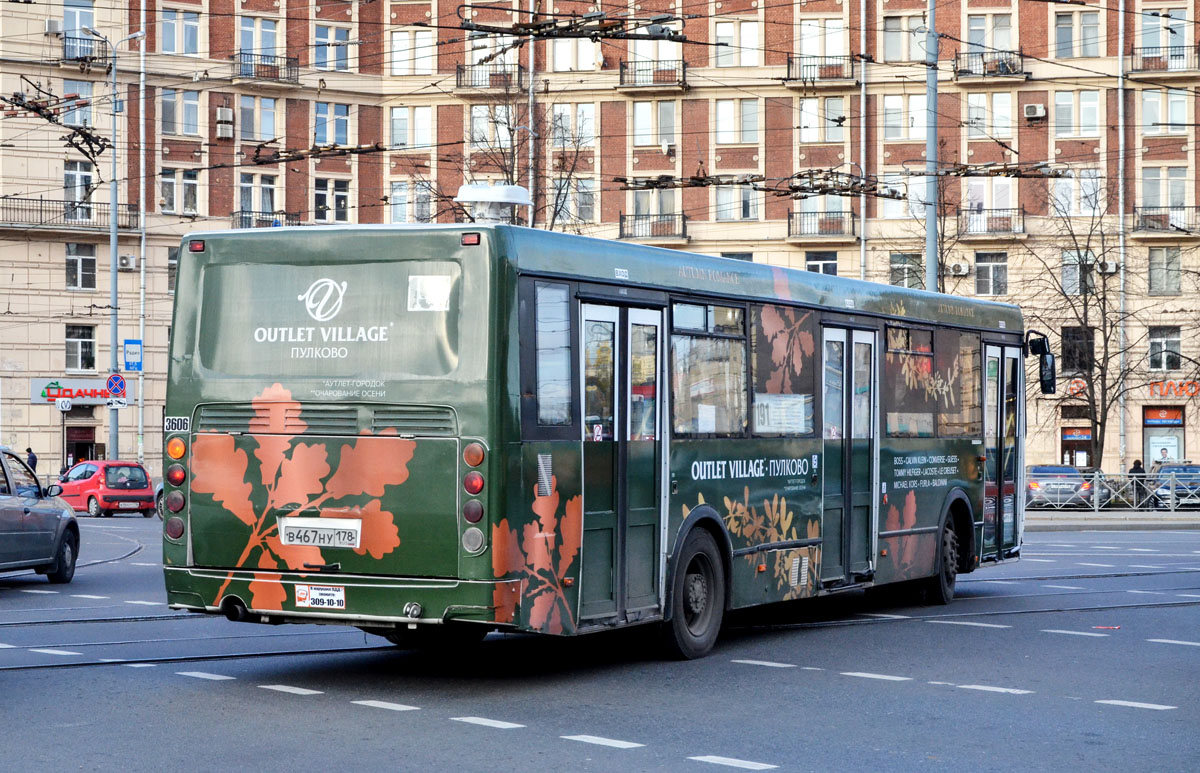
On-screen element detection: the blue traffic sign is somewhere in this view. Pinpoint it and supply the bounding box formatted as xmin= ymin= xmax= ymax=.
xmin=124 ymin=339 xmax=143 ymax=372
xmin=107 ymin=373 xmax=126 ymax=397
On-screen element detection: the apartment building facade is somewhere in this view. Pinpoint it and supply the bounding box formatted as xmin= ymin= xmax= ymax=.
xmin=1 ymin=0 xmax=1197 ymax=476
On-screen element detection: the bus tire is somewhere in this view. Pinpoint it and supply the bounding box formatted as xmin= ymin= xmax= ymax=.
xmin=664 ymin=528 xmax=725 ymax=660
xmin=925 ymin=521 xmax=959 ymax=605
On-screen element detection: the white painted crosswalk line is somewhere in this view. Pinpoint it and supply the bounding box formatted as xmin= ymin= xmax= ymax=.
xmin=1042 ymin=629 xmax=1109 ymax=637
xmin=352 ymin=700 xmax=418 ymax=711
xmin=731 ymin=659 xmax=796 ymax=668
xmin=177 ymin=671 xmax=235 ymax=680
xmin=30 ymin=649 xmax=81 ymax=656
xmin=689 ymin=755 xmax=778 ymax=770
xmin=958 ymin=685 xmax=1034 ymax=695
xmin=1044 ymin=584 xmax=1085 ymax=590
xmin=841 ymin=672 xmax=912 ymax=681
xmin=451 ymin=717 xmax=525 ymax=729
xmin=1096 ymin=700 xmax=1176 ymax=711
xmin=260 ymin=685 xmax=322 ymax=695
xmin=1147 ymin=638 xmax=1200 ymax=647
xmin=926 ymin=620 xmax=1011 ymax=628
xmin=561 ymin=735 xmax=644 ymax=749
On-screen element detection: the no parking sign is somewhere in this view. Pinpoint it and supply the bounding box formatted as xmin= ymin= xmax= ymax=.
xmin=107 ymin=373 xmax=126 ymax=398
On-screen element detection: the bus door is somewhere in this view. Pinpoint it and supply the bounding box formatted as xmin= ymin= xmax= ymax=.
xmin=821 ymin=327 xmax=876 ymax=584
xmin=579 ymin=304 xmax=664 ymax=622
xmin=982 ymin=345 xmax=1022 ymax=559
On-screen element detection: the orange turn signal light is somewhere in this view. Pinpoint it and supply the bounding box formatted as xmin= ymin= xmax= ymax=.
xmin=463 ymin=442 xmax=485 ymax=468
xmin=166 ymin=437 xmax=186 ymax=460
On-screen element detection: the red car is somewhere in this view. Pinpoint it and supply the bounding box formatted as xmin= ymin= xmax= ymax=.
xmin=58 ymin=461 xmax=156 ymax=517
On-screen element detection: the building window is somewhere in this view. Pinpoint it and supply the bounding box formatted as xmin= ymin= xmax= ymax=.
xmin=1061 ymin=404 xmax=1092 ymax=420
xmin=633 ymin=188 xmax=676 ymax=216
xmin=1052 ymin=169 xmax=1103 ymax=216
xmin=1149 ymin=326 xmax=1182 ymax=370
xmin=1149 ymin=246 xmax=1182 ymax=294
xmin=551 ymin=178 xmax=597 ymax=224
xmin=966 ymin=92 xmax=1013 ymax=138
xmin=1142 ymin=89 xmax=1187 ymax=134
xmin=721 ymin=252 xmax=753 ymax=261
xmin=64 ymin=160 xmax=93 ymax=221
xmin=160 ymin=169 xmax=198 ymax=215
xmin=1142 ymin=166 xmax=1187 ymax=208
xmin=715 ymin=186 xmax=759 ymax=221
xmin=167 ymin=246 xmax=178 ymax=294
xmin=162 ymin=9 xmax=200 ymax=55
xmin=798 ymin=97 xmax=845 ymax=143
xmin=469 ymin=104 xmax=514 ymax=149
xmin=65 ymin=243 xmax=96 ymax=290
xmin=391 ymin=28 xmax=435 ymax=75
xmin=882 ymin=94 xmax=927 ymax=141
xmin=238 ymin=173 xmax=276 ymax=215
xmin=881 ymin=173 xmax=925 ymax=219
xmin=239 ymin=17 xmax=278 ymax=54
xmin=552 ymin=37 xmax=596 ymax=72
xmin=714 ymin=19 xmax=759 ymax=67
xmin=975 ymin=252 xmax=1007 ymax=296
xmin=390 ymin=106 xmax=432 ymax=149
xmin=1061 ymin=326 xmax=1095 ymax=372
xmin=550 ymin=103 xmax=596 ymax=148
xmin=715 ymin=99 xmax=757 ymax=144
xmin=1056 ymin=11 xmax=1100 ymax=58
xmin=1140 ymin=9 xmax=1186 ymax=51
xmin=889 ymin=252 xmax=922 ymax=289
xmin=389 ymin=180 xmax=433 ymax=223
xmin=239 ymin=96 xmax=276 ymax=142
xmin=883 ymin=16 xmax=926 ymax=62
xmin=315 ymin=179 xmax=350 ymax=222
xmin=466 ymin=31 xmax=517 ymax=72
xmin=1062 ymin=250 xmax=1096 ymax=295
xmin=315 ymin=25 xmax=350 ymax=71
xmin=806 ymin=251 xmax=838 ymax=275
xmin=632 ymin=100 xmax=676 ymax=147
xmin=1054 ymin=90 xmax=1100 ymax=137
xmin=65 ymin=325 xmax=95 ymax=371
xmin=315 ymin=102 xmax=349 ymax=145
xmin=161 ymin=89 xmax=200 ymax=135
xmin=62 ymin=80 xmax=92 ymax=127
xmin=798 ymin=17 xmax=846 ymax=59
xmin=966 ymin=14 xmax=1013 ymax=53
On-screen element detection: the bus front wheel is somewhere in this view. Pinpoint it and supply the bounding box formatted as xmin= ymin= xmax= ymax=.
xmin=925 ymin=522 xmax=959 ymax=605
xmin=664 ymin=529 xmax=725 ymax=659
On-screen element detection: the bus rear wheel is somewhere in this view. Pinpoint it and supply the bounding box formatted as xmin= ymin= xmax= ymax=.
xmin=664 ymin=529 xmax=725 ymax=659
xmin=925 ymin=522 xmax=959 ymax=605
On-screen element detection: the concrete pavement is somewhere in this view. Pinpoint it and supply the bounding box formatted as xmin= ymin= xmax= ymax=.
xmin=1025 ymin=508 xmax=1200 ymax=531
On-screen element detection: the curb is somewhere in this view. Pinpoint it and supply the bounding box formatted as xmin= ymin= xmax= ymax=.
xmin=1025 ymin=511 xmax=1200 ymax=532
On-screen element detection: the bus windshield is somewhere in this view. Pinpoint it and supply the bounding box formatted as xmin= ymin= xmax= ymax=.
xmin=194 ymin=259 xmax=465 ymax=380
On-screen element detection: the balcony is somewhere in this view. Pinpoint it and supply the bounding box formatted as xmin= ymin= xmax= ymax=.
xmin=958 ymin=207 xmax=1025 ymax=237
xmin=784 ymin=55 xmax=856 ymax=88
xmin=618 ymin=213 xmax=688 ymax=241
xmin=232 ymin=51 xmax=300 ymax=85
xmin=1129 ymin=46 xmax=1199 ymax=76
xmin=233 ymin=210 xmax=302 ymax=228
xmin=455 ymin=64 xmax=526 ymax=91
xmin=954 ymin=50 xmax=1025 ymax=79
xmin=617 ymin=60 xmax=687 ymax=92
xmin=787 ymin=211 xmax=856 ymax=242
xmin=1132 ymin=206 xmax=1200 ymax=238
xmin=62 ymin=36 xmax=108 ymax=63
xmin=0 ymin=198 xmax=138 ymax=231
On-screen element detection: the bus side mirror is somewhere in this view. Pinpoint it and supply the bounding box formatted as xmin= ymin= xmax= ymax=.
xmin=1039 ymin=353 xmax=1056 ymax=394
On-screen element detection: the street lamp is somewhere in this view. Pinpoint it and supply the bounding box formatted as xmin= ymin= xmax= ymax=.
xmin=83 ymin=26 xmax=143 ymax=461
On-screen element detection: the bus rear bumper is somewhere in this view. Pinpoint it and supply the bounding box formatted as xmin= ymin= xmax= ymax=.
xmin=163 ymin=566 xmax=518 ymax=628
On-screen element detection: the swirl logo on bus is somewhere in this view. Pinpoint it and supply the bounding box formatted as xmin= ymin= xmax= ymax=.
xmin=298 ymin=278 xmax=347 ymax=322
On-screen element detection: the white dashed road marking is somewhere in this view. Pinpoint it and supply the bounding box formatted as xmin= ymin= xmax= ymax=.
xmin=561 ymin=735 xmax=644 ymax=749
xmin=0 ymin=643 xmax=14 ymax=648
xmin=926 ymin=620 xmax=1011 ymax=628
xmin=1021 ymin=558 xmax=1055 ymax=563
xmin=123 ymin=663 xmax=156 ymax=668
xmin=30 ymin=649 xmax=81 ymax=656
xmin=1127 ymin=590 xmax=1165 ymax=595
xmin=958 ymin=685 xmax=1034 ymax=695
xmin=1147 ymin=639 xmax=1200 ymax=647
xmin=352 ymin=700 xmax=418 ymax=711
xmin=1044 ymin=585 xmax=1085 ymax=590
xmin=131 ymin=562 xmax=159 ymax=567
xmin=841 ymin=672 xmax=912 ymax=681
xmin=732 ymin=659 xmax=796 ymax=668
xmin=260 ymin=685 xmax=322 ymax=695
xmin=71 ymin=594 xmax=109 ymax=599
xmin=125 ymin=600 xmax=161 ymax=606
xmin=1094 ymin=546 xmax=1120 ymax=550
xmin=688 ymin=755 xmax=778 ymax=770
xmin=1042 ymin=629 xmax=1109 ymax=637
xmin=1095 ymin=700 xmax=1176 ymax=711
xmin=861 ymin=613 xmax=910 ymax=619
xmin=1177 ymin=593 xmax=1200 ymax=598
xmin=451 ymin=717 xmax=525 ymax=729
xmin=1128 ymin=565 xmax=1164 ymax=569
xmin=21 ymin=589 xmax=58 ymax=594
xmin=800 ymin=667 xmax=823 ymax=671
xmin=177 ymin=671 xmax=235 ymax=680
xmin=1129 ymin=548 xmax=1158 ymax=553
xmin=1077 ymin=563 xmax=1114 ymax=568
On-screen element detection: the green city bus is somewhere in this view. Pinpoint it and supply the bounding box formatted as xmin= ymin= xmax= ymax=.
xmin=161 ymin=225 xmax=1045 ymax=658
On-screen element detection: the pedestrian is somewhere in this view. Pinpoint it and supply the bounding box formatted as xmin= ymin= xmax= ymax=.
xmin=1130 ymin=459 xmax=1146 ymax=508
xmin=25 ymin=447 xmax=37 ymax=472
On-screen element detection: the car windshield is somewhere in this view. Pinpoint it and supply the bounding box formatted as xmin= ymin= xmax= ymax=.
xmin=1158 ymin=465 xmax=1200 ymax=476
xmin=105 ymin=465 xmax=148 ymax=489
xmin=1030 ymin=466 xmax=1079 ymax=476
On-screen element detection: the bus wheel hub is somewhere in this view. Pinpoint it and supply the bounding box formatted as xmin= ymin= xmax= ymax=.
xmin=685 ymin=573 xmax=708 ymax=615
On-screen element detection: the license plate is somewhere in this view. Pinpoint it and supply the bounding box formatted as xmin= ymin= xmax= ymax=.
xmin=294 ymin=584 xmax=345 ymax=609
xmin=276 ymin=516 xmax=361 ymax=549
xmin=118 ymin=502 xmax=139 ymax=509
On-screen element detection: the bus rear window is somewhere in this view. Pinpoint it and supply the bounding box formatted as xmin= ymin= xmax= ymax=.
xmin=195 ymin=260 xmax=464 ymax=379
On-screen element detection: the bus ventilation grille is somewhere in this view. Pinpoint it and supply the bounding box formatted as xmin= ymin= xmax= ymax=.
xmin=371 ymin=406 xmax=458 ymax=436
xmin=790 ymin=556 xmax=809 ymax=588
xmin=536 ymin=454 xmax=553 ymax=497
xmin=197 ymin=405 xmax=357 ymax=435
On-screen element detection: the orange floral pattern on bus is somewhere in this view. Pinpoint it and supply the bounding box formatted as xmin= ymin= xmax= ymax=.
xmin=755 ymin=305 xmax=815 ymax=395
xmin=190 ymin=383 xmax=411 ymax=611
xmin=492 ymin=475 xmax=582 ymax=634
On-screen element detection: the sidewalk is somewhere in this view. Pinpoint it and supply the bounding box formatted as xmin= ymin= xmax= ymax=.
xmin=1025 ymin=509 xmax=1200 ymax=532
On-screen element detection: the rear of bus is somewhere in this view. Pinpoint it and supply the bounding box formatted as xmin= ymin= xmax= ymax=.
xmin=161 ymin=227 xmax=510 ymax=638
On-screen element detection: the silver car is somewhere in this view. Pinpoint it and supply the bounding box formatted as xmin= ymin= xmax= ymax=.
xmin=0 ymin=447 xmax=79 ymax=583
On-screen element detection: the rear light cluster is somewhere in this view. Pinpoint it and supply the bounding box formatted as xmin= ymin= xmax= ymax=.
xmin=164 ymin=435 xmax=188 ymax=541
xmin=461 ymin=442 xmax=486 ymax=552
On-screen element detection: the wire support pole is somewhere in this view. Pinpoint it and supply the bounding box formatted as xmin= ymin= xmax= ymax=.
xmin=924 ymin=1 xmax=939 ymax=293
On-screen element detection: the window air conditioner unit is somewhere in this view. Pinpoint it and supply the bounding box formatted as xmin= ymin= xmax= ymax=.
xmin=215 ymin=123 xmax=234 ymax=139
xmin=1098 ymin=260 xmax=1120 ymax=274
xmin=949 ymin=261 xmax=971 ymax=276
xmin=215 ymin=107 xmax=234 ymax=123
xmin=45 ymin=19 xmax=63 ymax=36
xmin=117 ymin=254 xmax=138 ymax=272
xmin=1023 ymin=103 xmax=1046 ymax=119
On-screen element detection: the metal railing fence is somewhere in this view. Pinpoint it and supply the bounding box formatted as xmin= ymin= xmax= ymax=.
xmin=1024 ymin=471 xmax=1200 ymax=513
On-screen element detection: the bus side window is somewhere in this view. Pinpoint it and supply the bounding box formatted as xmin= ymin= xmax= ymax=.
xmin=884 ymin=326 xmax=936 ymax=438
xmin=534 ymin=282 xmax=573 ymax=426
xmin=935 ymin=329 xmax=982 ymax=437
xmin=670 ymin=302 xmax=747 ymax=436
xmin=749 ymin=304 xmax=816 ymax=437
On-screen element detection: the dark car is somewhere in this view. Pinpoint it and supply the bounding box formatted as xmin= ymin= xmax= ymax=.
xmin=0 ymin=446 xmax=79 ymax=583
xmin=57 ymin=460 xmax=156 ymax=517
xmin=1025 ymin=464 xmax=1108 ymax=508
xmin=1150 ymin=464 xmax=1200 ymax=508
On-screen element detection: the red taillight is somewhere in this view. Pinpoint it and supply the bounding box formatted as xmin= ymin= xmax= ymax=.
xmin=166 ymin=464 xmax=186 ymax=486
xmin=463 ymin=500 xmax=484 ymax=523
xmin=188 ymin=239 xmax=205 ymax=252
xmin=461 ymin=233 xmax=480 ymax=246
xmin=1080 ymin=481 xmax=1092 ymax=491
xmin=1029 ymin=481 xmax=1040 ymax=490
xmin=165 ymin=490 xmax=186 ymax=513
xmin=463 ymin=471 xmax=484 ymax=496
xmin=165 ymin=516 xmax=185 ymax=540
xmin=167 ymin=437 xmax=186 ymax=460
xmin=463 ymin=443 xmax=485 ymax=467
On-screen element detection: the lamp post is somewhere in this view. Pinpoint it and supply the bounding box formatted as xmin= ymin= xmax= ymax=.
xmin=84 ymin=27 xmax=143 ymax=460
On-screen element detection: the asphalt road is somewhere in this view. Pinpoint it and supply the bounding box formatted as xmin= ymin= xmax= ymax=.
xmin=1 ymin=519 xmax=1197 ymax=771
